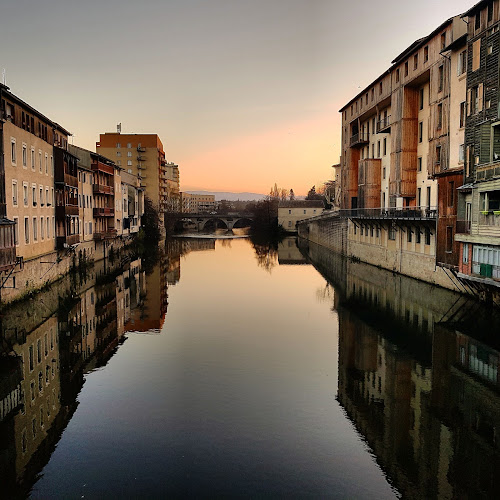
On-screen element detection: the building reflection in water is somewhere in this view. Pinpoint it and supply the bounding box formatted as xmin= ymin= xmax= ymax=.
xmin=0 ymin=252 xmax=147 ymax=496
xmin=299 ymin=240 xmax=500 ymax=499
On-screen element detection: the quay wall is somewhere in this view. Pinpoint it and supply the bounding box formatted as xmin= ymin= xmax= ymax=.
xmin=298 ymin=215 xmax=463 ymax=293
xmin=0 ymin=237 xmax=130 ymax=305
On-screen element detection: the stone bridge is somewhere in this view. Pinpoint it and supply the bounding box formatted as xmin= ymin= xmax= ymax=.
xmin=165 ymin=213 xmax=254 ymax=233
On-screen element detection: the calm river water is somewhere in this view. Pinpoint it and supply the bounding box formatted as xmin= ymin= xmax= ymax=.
xmin=1 ymin=237 xmax=499 ymax=498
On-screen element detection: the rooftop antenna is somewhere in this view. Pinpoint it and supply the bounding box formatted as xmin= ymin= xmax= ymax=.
xmin=117 ymin=123 xmax=121 ymax=133
xmin=2 ymin=69 xmax=6 ymax=85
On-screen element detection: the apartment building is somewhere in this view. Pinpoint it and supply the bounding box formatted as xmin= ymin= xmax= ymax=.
xmin=91 ymin=153 xmax=116 ymax=241
xmin=339 ymin=15 xmax=467 ymax=283
xmin=180 ymin=192 xmax=216 ymax=213
xmin=96 ymin=132 xmax=167 ymax=215
xmin=164 ymin=162 xmax=180 ymax=212
xmin=1 ymin=84 xmax=70 ymax=262
xmin=121 ymin=170 xmax=144 ymax=236
xmin=456 ymin=0 xmax=500 ymax=288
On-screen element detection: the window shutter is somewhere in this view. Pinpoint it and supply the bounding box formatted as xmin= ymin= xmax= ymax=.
xmin=478 ymin=83 xmax=484 ymax=112
xmin=472 ymin=39 xmax=481 ymax=72
xmin=467 ymin=88 xmax=472 ymax=115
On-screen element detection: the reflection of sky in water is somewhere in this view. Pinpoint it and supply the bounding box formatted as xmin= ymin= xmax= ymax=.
xmin=32 ymin=239 xmax=395 ymax=499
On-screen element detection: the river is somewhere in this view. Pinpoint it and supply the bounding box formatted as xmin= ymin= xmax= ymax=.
xmin=1 ymin=237 xmax=499 ymax=498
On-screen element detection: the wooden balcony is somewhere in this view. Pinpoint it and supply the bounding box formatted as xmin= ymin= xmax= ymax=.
xmin=56 ymin=204 xmax=79 ymax=218
xmin=340 ymin=206 xmax=437 ymax=220
xmin=94 ymin=207 xmax=115 ymax=217
xmin=57 ymin=233 xmax=80 ymax=249
xmin=91 ymin=162 xmax=114 ymax=176
xmin=350 ymin=132 xmax=370 ymax=148
xmin=64 ymin=173 xmax=78 ymax=188
xmin=93 ymin=184 xmax=114 ymax=195
xmin=93 ymin=229 xmax=118 ymax=241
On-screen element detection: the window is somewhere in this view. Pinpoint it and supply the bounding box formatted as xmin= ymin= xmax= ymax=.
xmin=127 ymin=143 xmax=132 ymax=148
xmin=379 ymin=82 xmax=383 ymax=95
xmin=45 ymin=154 xmax=48 ymax=174
xmin=47 ymin=217 xmax=50 ymax=238
xmin=11 ymin=139 xmax=16 ymax=164
xmin=418 ymin=122 xmax=423 ymax=143
xmin=417 ymin=157 xmax=422 ymax=172
xmin=416 ymin=230 xmax=421 ymax=244
xmin=436 ymin=145 xmax=442 ymax=165
xmin=407 ymin=228 xmax=412 ymax=243
xmin=458 ymin=50 xmax=467 ymax=76
xmin=488 ymin=43 xmax=493 ymax=55
xmin=23 ymin=183 xmax=28 ymax=206
xmin=460 ymin=101 xmax=466 ymax=127
xmin=472 ymin=39 xmax=481 ymax=71
xmin=13 ymin=217 xmax=18 ymax=245
xmin=417 ymin=188 xmax=422 ymax=207
xmin=425 ymin=227 xmax=431 ymax=245
xmin=404 ymin=61 xmax=409 ymax=77
xmin=388 ymin=227 xmax=396 ymax=240
xmin=51 ymin=188 xmax=54 ymax=206
xmin=46 ymin=187 xmax=49 ymax=205
xmin=414 ymin=53 xmax=418 ymax=70
xmin=303 ymin=209 xmax=306 ymax=214
xmin=426 ymin=186 xmax=431 ymax=209
xmin=383 ymin=167 xmax=386 ymax=179
xmin=396 ymin=68 xmax=400 ymax=83
xmin=116 ymin=142 xmax=121 ymax=148
xmin=39 ymin=186 xmax=43 ymax=206
xmin=441 ymin=32 xmax=446 ymax=50
xmin=419 ymin=88 xmax=424 ymax=110
xmin=288 ymin=209 xmax=291 ymax=214
xmin=127 ymin=160 xmax=132 ymax=166
xmin=22 ymin=144 xmax=27 ymax=167
xmin=32 ymin=184 xmax=37 ymax=206
xmin=31 ymin=148 xmax=35 ymax=170
xmin=33 ymin=217 xmax=37 ymax=241
xmin=475 ymin=11 xmax=481 ymax=31
xmin=469 ymin=84 xmax=483 ymax=114
xmin=488 ymin=3 xmax=493 ymax=23
xmin=39 ymin=151 xmax=42 ymax=172
xmin=463 ymin=242 xmax=469 ymax=264
xmin=12 ymin=180 xmax=18 ymax=206
xmin=424 ymin=46 xmax=428 ymax=62
xmin=288 ymin=221 xmax=292 ymax=227
xmin=459 ymin=144 xmax=465 ymax=163
xmin=116 ymin=151 xmax=121 ymax=156
xmin=50 ymin=155 xmax=53 ymax=176
xmin=437 ymin=103 xmax=443 ymax=129
xmin=383 ymin=138 xmax=387 ymax=156
xmin=438 ymin=65 xmax=444 ymax=92
xmin=377 ymin=141 xmax=380 ymax=157
xmin=41 ymin=216 xmax=44 ymax=239
xmin=448 ymin=181 xmax=455 ymax=207
xmin=127 ymin=151 xmax=132 ymax=157
xmin=24 ymin=217 xmax=29 ymax=244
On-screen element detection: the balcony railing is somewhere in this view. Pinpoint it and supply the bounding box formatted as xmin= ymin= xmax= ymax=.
xmin=456 ymin=220 xmax=471 ymax=234
xmin=137 ymin=155 xmax=146 ymax=161
xmin=57 ymin=233 xmax=80 ymax=248
xmin=64 ymin=173 xmax=78 ymax=188
xmin=93 ymin=229 xmax=118 ymax=241
xmin=340 ymin=206 xmax=437 ymax=220
xmin=93 ymin=207 xmax=115 ymax=217
xmin=350 ymin=132 xmax=370 ymax=148
xmin=377 ymin=115 xmax=391 ymax=133
xmin=137 ymin=147 xmax=146 ymax=153
xmin=93 ymin=184 xmax=114 ymax=195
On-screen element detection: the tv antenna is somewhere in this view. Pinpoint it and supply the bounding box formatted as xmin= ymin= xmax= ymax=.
xmin=1 ymin=69 xmax=5 ymax=85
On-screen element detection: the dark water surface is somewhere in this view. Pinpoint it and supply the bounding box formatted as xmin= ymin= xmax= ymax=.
xmin=1 ymin=237 xmax=499 ymax=498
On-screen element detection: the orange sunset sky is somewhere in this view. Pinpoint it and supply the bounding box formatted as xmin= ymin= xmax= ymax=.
xmin=1 ymin=0 xmax=474 ymax=196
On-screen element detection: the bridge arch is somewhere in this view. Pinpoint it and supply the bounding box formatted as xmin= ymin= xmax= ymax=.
xmin=232 ymin=217 xmax=253 ymax=229
xmin=201 ymin=218 xmax=229 ymax=231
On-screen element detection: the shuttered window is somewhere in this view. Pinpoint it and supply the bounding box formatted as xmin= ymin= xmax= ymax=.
xmin=472 ymin=39 xmax=481 ymax=72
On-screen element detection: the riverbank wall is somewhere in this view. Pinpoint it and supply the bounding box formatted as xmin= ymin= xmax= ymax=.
xmin=297 ymin=215 xmax=464 ymax=294
xmin=0 ymin=237 xmax=132 ymax=305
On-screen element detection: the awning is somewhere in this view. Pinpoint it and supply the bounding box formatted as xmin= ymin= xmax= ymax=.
xmin=457 ymin=183 xmax=474 ymax=192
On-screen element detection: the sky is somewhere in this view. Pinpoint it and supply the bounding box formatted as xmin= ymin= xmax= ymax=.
xmin=0 ymin=0 xmax=475 ymax=195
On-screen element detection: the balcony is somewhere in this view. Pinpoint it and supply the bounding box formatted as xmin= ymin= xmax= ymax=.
xmin=93 ymin=184 xmax=114 ymax=195
xmin=340 ymin=206 xmax=437 ymax=220
xmin=137 ymin=155 xmax=146 ymax=161
xmin=93 ymin=229 xmax=118 ymax=241
xmin=137 ymin=147 xmax=146 ymax=153
xmin=377 ymin=115 xmax=391 ymax=133
xmin=94 ymin=207 xmax=115 ymax=217
xmin=57 ymin=233 xmax=80 ymax=248
xmin=56 ymin=204 xmax=79 ymax=218
xmin=456 ymin=220 xmax=471 ymax=234
xmin=64 ymin=173 xmax=78 ymax=188
xmin=91 ymin=162 xmax=114 ymax=176
xmin=350 ymin=132 xmax=369 ymax=148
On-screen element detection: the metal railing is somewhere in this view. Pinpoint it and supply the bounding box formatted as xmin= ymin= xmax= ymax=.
xmin=350 ymin=132 xmax=369 ymax=147
xmin=340 ymin=206 xmax=437 ymax=220
xmin=377 ymin=115 xmax=391 ymax=132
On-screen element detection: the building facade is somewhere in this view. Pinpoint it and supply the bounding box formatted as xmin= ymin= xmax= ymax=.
xmin=278 ymin=200 xmax=325 ymax=232
xmin=180 ymin=192 xmax=216 ymax=213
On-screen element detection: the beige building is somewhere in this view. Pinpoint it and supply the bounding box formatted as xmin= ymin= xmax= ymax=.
xmin=164 ymin=162 xmax=180 ymax=212
xmin=121 ymin=170 xmax=144 ymax=236
xmin=2 ymin=86 xmax=69 ymax=261
xmin=278 ymin=200 xmax=325 ymax=232
xmin=180 ymin=192 xmax=216 ymax=213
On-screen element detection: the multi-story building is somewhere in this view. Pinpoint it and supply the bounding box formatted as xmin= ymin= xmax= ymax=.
xmin=68 ymin=145 xmax=95 ymax=246
xmin=180 ymin=192 xmax=216 ymax=213
xmin=339 ymin=15 xmax=467 ymax=284
xmin=121 ymin=170 xmax=144 ymax=236
xmin=1 ymin=83 xmax=70 ymax=262
xmin=96 ymin=132 xmax=167 ymax=215
xmin=164 ymin=161 xmax=180 ymax=212
xmin=54 ymin=147 xmax=79 ymax=249
xmin=456 ymin=0 xmax=500 ymax=290
xmin=91 ymin=153 xmax=116 ymax=241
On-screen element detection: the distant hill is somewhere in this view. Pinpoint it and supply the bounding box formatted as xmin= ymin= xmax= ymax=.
xmin=185 ymin=191 xmax=267 ymax=202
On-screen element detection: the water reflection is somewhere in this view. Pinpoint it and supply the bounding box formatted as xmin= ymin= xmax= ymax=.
xmin=299 ymin=239 xmax=500 ymax=499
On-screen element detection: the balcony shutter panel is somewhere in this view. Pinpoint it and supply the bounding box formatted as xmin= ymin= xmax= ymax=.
xmin=478 ymin=83 xmax=484 ymax=112
xmin=467 ymin=89 xmax=472 ymax=115
xmin=479 ymin=122 xmax=491 ymax=164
